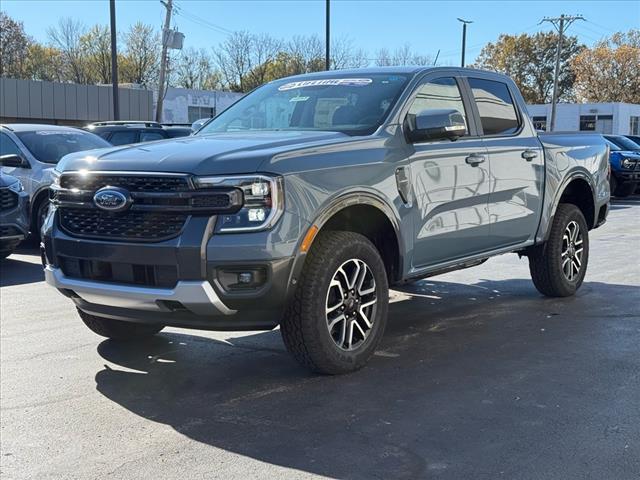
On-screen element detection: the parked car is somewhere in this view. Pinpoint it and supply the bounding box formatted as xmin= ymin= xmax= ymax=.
xmin=0 ymin=124 xmax=111 ymax=238
xmin=84 ymin=121 xmax=191 ymax=145
xmin=44 ymin=67 xmax=610 ymax=374
xmin=603 ymin=135 xmax=640 ymax=197
xmin=0 ymin=172 xmax=29 ymax=259
xmin=625 ymin=135 xmax=640 ymax=145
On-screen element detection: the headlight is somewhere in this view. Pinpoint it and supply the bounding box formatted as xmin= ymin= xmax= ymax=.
xmin=195 ymin=174 xmax=284 ymax=232
xmin=8 ymin=179 xmax=24 ymax=193
xmin=621 ymin=158 xmax=636 ymax=169
xmin=51 ymin=170 xmax=61 ymax=187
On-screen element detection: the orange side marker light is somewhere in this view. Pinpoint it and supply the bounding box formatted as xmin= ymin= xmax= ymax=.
xmin=300 ymin=225 xmax=319 ymax=253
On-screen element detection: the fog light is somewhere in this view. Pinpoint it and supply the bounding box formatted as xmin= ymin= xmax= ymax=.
xmin=248 ymin=208 xmax=266 ymax=222
xmin=216 ymin=266 xmax=267 ymax=291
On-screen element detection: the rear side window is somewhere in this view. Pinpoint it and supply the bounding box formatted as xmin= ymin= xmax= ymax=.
xmin=0 ymin=132 xmax=23 ymax=156
xmin=468 ymin=78 xmax=520 ymax=136
xmin=140 ymin=131 xmax=166 ymax=142
xmin=109 ymin=130 xmax=138 ymax=145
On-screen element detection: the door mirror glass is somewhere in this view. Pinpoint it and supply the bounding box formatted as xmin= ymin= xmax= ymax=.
xmin=0 ymin=153 xmax=30 ymax=168
xmin=408 ymin=109 xmax=467 ymax=142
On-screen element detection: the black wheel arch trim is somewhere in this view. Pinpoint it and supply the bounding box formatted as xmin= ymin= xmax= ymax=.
xmin=285 ymin=191 xmax=405 ymax=303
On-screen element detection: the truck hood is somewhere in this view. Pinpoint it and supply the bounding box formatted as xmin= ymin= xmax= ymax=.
xmin=57 ymin=131 xmax=350 ymax=175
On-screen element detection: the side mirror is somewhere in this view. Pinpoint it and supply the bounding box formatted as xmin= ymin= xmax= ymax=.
xmin=407 ymin=109 xmax=467 ymax=142
xmin=0 ymin=154 xmax=30 ymax=168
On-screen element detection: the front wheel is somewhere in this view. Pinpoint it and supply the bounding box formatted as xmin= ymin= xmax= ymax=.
xmin=77 ymin=308 xmax=164 ymax=340
xmin=280 ymin=231 xmax=389 ymax=374
xmin=528 ymin=203 xmax=589 ymax=297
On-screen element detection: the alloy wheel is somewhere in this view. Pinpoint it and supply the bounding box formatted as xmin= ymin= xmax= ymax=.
xmin=561 ymin=220 xmax=584 ymax=282
xmin=325 ymin=258 xmax=377 ymax=351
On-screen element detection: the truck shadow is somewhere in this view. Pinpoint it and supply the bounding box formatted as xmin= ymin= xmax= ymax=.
xmin=0 ymin=246 xmax=45 ymax=287
xmin=94 ymin=278 xmax=640 ymax=479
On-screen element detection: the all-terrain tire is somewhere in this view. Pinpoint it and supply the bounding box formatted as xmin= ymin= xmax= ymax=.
xmin=280 ymin=231 xmax=389 ymax=374
xmin=77 ymin=308 xmax=163 ymax=340
xmin=528 ymin=203 xmax=589 ymax=297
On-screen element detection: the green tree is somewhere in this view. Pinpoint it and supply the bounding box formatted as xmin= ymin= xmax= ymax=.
xmin=81 ymin=24 xmax=112 ymax=84
xmin=24 ymin=44 xmax=64 ymax=81
xmin=571 ymin=29 xmax=640 ymax=103
xmin=474 ymin=32 xmax=584 ymax=104
xmin=119 ymin=22 xmax=160 ymax=88
xmin=0 ymin=11 xmax=30 ymax=78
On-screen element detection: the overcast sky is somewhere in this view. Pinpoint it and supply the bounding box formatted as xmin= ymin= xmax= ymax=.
xmin=3 ymin=0 xmax=639 ymax=64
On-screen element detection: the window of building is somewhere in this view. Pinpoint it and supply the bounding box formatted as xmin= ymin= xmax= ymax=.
xmin=580 ymin=115 xmax=613 ymax=134
xmin=408 ymin=77 xmax=469 ymax=136
xmin=468 ymin=78 xmax=519 ymax=135
xmin=630 ymin=116 xmax=640 ymax=135
xmin=188 ymin=106 xmax=215 ymax=123
xmin=531 ymin=116 xmax=547 ymax=131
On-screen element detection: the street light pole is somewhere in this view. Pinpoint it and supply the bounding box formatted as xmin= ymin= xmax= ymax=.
xmin=457 ymin=18 xmax=473 ymax=68
xmin=109 ymin=0 xmax=119 ymax=120
xmin=325 ymin=0 xmax=330 ymax=70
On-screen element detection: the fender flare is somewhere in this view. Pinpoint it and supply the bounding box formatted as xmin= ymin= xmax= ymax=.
xmin=542 ymin=170 xmax=597 ymax=242
xmin=285 ymin=191 xmax=405 ymax=299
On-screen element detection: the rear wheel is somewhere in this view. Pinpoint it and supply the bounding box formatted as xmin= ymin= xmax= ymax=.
xmin=528 ymin=203 xmax=589 ymax=297
xmin=280 ymin=231 xmax=389 ymax=374
xmin=77 ymin=308 xmax=164 ymax=340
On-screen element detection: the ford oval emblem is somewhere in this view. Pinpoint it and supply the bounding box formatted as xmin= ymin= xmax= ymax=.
xmin=93 ymin=187 xmax=131 ymax=212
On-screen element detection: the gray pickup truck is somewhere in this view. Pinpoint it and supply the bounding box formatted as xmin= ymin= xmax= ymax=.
xmin=43 ymin=67 xmax=610 ymax=374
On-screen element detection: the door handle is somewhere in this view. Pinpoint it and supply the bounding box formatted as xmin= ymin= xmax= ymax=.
xmin=522 ymin=150 xmax=538 ymax=161
xmin=465 ymin=153 xmax=486 ymax=166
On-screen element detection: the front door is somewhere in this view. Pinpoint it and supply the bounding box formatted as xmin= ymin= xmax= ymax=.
xmin=466 ymin=77 xmax=544 ymax=247
xmin=406 ymin=76 xmax=493 ymax=269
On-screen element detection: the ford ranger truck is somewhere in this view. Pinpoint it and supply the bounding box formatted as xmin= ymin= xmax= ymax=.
xmin=43 ymin=68 xmax=610 ymax=374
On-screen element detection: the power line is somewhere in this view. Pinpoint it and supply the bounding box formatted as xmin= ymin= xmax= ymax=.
xmin=540 ymin=14 xmax=585 ymax=132
xmin=172 ymin=1 xmax=234 ymax=36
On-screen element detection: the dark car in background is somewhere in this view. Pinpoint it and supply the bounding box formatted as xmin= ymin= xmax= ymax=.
xmin=604 ymin=135 xmax=640 ymax=197
xmin=84 ymin=121 xmax=191 ymax=146
xmin=625 ymin=135 xmax=640 ymax=146
xmin=0 ymin=124 xmax=111 ymax=237
xmin=0 ymin=172 xmax=30 ymax=258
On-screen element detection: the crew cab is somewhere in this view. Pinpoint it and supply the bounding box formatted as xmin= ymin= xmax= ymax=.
xmin=43 ymin=67 xmax=610 ymax=374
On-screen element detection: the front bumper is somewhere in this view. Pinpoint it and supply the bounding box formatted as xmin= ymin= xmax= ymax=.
xmin=0 ymin=190 xmax=30 ymax=250
xmin=43 ymin=209 xmax=301 ymax=331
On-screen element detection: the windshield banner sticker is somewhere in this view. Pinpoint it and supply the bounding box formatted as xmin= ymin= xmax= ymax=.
xmin=278 ymin=78 xmax=373 ymax=91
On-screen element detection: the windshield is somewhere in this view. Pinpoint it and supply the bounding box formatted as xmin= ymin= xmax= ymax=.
xmin=16 ymin=130 xmax=111 ymax=164
xmin=604 ymin=135 xmax=640 ymax=151
xmin=198 ymin=74 xmax=410 ymax=136
xmin=605 ymin=139 xmax=621 ymax=151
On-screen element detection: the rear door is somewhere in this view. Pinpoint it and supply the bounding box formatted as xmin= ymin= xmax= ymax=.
xmin=466 ymin=76 xmax=544 ymax=247
xmin=405 ymin=75 xmax=493 ymax=268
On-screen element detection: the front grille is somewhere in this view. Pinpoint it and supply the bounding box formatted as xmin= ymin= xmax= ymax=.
xmin=59 ymin=256 xmax=178 ymax=288
xmin=60 ymin=208 xmax=188 ymax=241
xmin=0 ymin=189 xmax=18 ymax=211
xmin=60 ymin=174 xmax=191 ymax=192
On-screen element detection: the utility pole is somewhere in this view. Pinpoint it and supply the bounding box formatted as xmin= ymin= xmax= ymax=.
xmin=457 ymin=18 xmax=473 ymax=67
xmin=109 ymin=0 xmax=119 ymax=120
xmin=325 ymin=0 xmax=330 ymax=70
xmin=156 ymin=0 xmax=173 ymax=123
xmin=541 ymin=14 xmax=584 ymax=131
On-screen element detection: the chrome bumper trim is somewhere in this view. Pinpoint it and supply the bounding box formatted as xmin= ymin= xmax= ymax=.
xmin=44 ymin=266 xmax=236 ymax=316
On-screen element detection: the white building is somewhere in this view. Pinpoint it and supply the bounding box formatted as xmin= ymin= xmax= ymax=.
xmin=527 ymin=102 xmax=640 ymax=135
xmin=156 ymin=87 xmax=244 ymax=124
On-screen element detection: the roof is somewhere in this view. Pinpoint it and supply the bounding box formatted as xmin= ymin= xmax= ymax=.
xmin=279 ymin=66 xmax=493 ymax=81
xmin=0 ymin=123 xmax=85 ymax=133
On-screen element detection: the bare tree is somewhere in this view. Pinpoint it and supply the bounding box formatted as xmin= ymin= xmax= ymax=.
xmin=120 ymin=22 xmax=160 ymax=88
xmin=331 ymin=36 xmax=369 ymax=69
xmin=175 ymin=47 xmax=220 ymax=90
xmin=213 ymin=31 xmax=252 ymax=92
xmin=81 ymin=24 xmax=112 ymax=84
xmin=244 ymin=33 xmax=283 ymax=90
xmin=47 ymin=18 xmax=88 ymax=83
xmin=375 ymin=43 xmax=432 ymax=66
xmin=0 ymin=12 xmax=30 ymax=78
xmin=287 ymin=35 xmax=324 ymax=74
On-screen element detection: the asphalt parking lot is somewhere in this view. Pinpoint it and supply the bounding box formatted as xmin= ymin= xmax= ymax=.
xmin=1 ymin=198 xmax=639 ymax=480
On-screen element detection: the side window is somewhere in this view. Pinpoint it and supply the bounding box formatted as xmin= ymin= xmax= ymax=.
xmin=139 ymin=131 xmax=166 ymax=142
xmin=407 ymin=77 xmax=469 ymax=135
xmin=0 ymin=132 xmax=23 ymax=156
xmin=109 ymin=130 xmax=138 ymax=145
xmin=468 ymin=78 xmax=520 ymax=135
